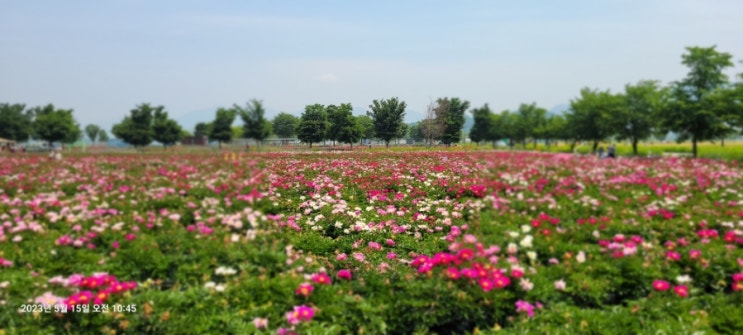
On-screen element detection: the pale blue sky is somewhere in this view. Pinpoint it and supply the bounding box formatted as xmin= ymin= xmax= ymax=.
xmin=2 ymin=0 xmax=742 ymax=132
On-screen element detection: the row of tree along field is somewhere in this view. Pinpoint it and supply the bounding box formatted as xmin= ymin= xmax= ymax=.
xmin=1 ymin=46 xmax=741 ymax=156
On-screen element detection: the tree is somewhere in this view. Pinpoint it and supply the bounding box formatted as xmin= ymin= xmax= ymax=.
xmin=658 ymin=46 xmax=734 ymax=157
xmin=272 ymin=113 xmax=299 ymax=138
xmin=537 ymin=114 xmax=569 ymax=148
xmin=0 ymin=103 xmax=32 ymax=142
xmin=566 ymin=88 xmax=622 ymax=152
xmin=409 ymin=122 xmax=424 ymax=142
xmin=435 ymin=97 xmax=470 ymax=146
xmin=296 ymin=104 xmax=327 ymax=149
xmin=152 ymin=108 xmax=183 ymax=149
xmin=356 ymin=115 xmax=375 ymax=142
xmin=98 ymin=129 xmax=109 ymax=142
xmin=85 ymin=124 xmax=101 ymax=143
xmin=513 ymin=103 xmax=547 ymax=149
xmin=238 ymin=99 xmax=271 ymax=148
xmin=421 ymin=101 xmax=444 ymax=146
xmin=209 ymin=108 xmax=236 ymax=149
xmin=616 ymin=81 xmax=667 ymax=155
xmin=31 ymin=104 xmax=81 ymax=147
xmin=396 ymin=122 xmax=409 ymax=144
xmin=112 ymin=103 xmax=157 ymax=147
xmin=368 ymin=97 xmax=407 ymax=148
xmin=469 ymin=104 xmax=493 ymax=145
xmin=326 ymin=103 xmax=361 ymax=148
xmin=194 ymin=123 xmax=209 ymax=137
xmin=493 ymin=110 xmax=516 ymax=148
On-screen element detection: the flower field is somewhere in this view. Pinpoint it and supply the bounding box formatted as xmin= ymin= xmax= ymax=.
xmin=2 ymin=151 xmax=743 ymax=334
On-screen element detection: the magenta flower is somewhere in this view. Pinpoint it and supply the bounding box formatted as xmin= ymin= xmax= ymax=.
xmin=311 ymin=272 xmax=332 ymax=285
xmin=515 ymin=300 xmax=535 ymax=317
xmin=653 ymin=280 xmax=671 ymax=291
xmin=338 ymin=269 xmax=352 ymax=280
xmin=295 ymin=282 xmax=313 ymax=297
xmin=673 ymin=285 xmax=689 ymax=298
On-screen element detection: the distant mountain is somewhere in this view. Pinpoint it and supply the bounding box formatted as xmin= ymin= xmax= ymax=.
xmin=547 ymin=103 xmax=570 ymax=116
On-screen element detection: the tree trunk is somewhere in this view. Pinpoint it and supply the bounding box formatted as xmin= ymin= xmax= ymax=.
xmin=721 ymin=138 xmax=725 ymax=147
xmin=385 ymin=141 xmax=389 ymax=148
xmin=592 ymin=141 xmax=598 ymax=153
xmin=533 ymin=139 xmax=537 ymax=149
xmin=218 ymin=141 xmax=222 ymax=150
xmin=309 ymin=142 xmax=313 ymax=149
xmin=632 ymin=138 xmax=638 ymax=156
xmin=350 ymin=142 xmax=353 ymax=150
xmin=692 ymin=137 xmax=697 ymax=158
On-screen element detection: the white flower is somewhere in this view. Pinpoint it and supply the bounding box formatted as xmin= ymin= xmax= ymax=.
xmin=676 ymin=275 xmax=692 ymax=284
xmin=215 ymin=266 xmax=237 ymax=276
xmin=519 ymin=235 xmax=533 ymax=248
xmin=526 ymin=251 xmax=537 ymax=261
xmin=521 ymin=225 xmax=532 ymax=233
xmin=508 ymin=231 xmax=520 ymax=238
xmin=215 ymin=284 xmax=226 ymax=292
xmin=507 ymin=243 xmax=518 ymax=254
xmin=576 ymin=251 xmax=586 ymax=264
xmin=204 ymin=281 xmax=216 ymax=289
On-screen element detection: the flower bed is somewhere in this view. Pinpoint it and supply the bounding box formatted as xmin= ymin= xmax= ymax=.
xmin=1 ymin=152 xmax=742 ymax=334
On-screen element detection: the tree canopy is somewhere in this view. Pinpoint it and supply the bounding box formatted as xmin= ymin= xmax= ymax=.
xmin=297 ymin=104 xmax=327 ymax=148
xmin=31 ymin=104 xmax=81 ymax=146
xmin=435 ymin=97 xmax=470 ymax=146
xmin=0 ymin=103 xmax=32 ymax=142
xmin=238 ymin=99 xmax=271 ymax=146
xmin=209 ymin=108 xmax=236 ymax=149
xmin=112 ymin=103 xmax=158 ymax=147
xmin=272 ymin=113 xmax=299 ymax=138
xmin=368 ymin=97 xmax=406 ymax=147
xmin=152 ymin=108 xmax=183 ymax=149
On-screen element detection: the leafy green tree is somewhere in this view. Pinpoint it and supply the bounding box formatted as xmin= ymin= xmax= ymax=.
xmin=272 ymin=113 xmax=299 ymax=138
xmin=513 ymin=103 xmax=547 ymax=149
xmin=194 ymin=123 xmax=209 ymax=137
xmin=0 ymin=103 xmax=32 ymax=142
xmin=368 ymin=97 xmax=407 ymax=147
xmin=408 ymin=122 xmax=423 ymax=142
xmin=469 ymin=104 xmax=493 ymax=145
xmin=31 ymin=104 xmax=81 ymax=147
xmin=422 ymin=101 xmax=445 ymax=146
xmin=84 ymin=124 xmax=101 ymax=143
xmin=356 ymin=115 xmax=375 ymax=142
xmin=98 ymin=129 xmax=109 ymax=142
xmin=209 ymin=108 xmax=236 ymax=149
xmin=492 ymin=110 xmax=516 ymax=148
xmin=152 ymin=109 xmax=183 ymax=149
xmin=297 ymin=104 xmax=327 ymax=149
xmin=435 ymin=97 xmax=470 ymax=146
xmin=616 ymin=81 xmax=667 ymax=155
xmin=112 ymin=103 xmax=158 ymax=147
xmin=326 ymin=103 xmax=361 ymax=147
xmin=537 ymin=114 xmax=569 ymax=148
xmin=396 ymin=122 xmax=409 ymax=144
xmin=238 ymin=99 xmax=271 ymax=148
xmin=659 ymin=46 xmax=734 ymax=157
xmin=566 ymin=88 xmax=623 ymax=152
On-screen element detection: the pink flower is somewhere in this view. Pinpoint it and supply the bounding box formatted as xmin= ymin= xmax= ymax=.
xmin=295 ymin=282 xmax=313 ymax=297
xmin=336 ymin=253 xmax=347 ymax=261
xmin=554 ymin=279 xmax=566 ymax=291
xmin=731 ymin=273 xmax=743 ymax=282
xmin=385 ymin=239 xmax=395 ymax=246
xmin=337 ymin=269 xmax=352 ymax=280
xmin=689 ymin=249 xmax=701 ymax=259
xmin=386 ymin=252 xmax=397 ymax=259
xmin=653 ymin=280 xmax=671 ymax=291
xmin=311 ymin=272 xmax=332 ymax=285
xmin=353 ymin=252 xmax=366 ymax=262
xmin=252 ymin=317 xmax=268 ymax=329
xmin=287 ymin=305 xmax=314 ymax=323
xmin=0 ymin=257 xmax=13 ymax=267
xmin=515 ymin=300 xmax=535 ymax=317
xmin=111 ymin=241 xmax=120 ymax=249
xmin=666 ymin=251 xmax=681 ymax=261
xmin=368 ymin=242 xmax=382 ymax=251
xmin=673 ymin=285 xmax=689 ymax=298
xmin=125 ymin=233 xmax=136 ymax=241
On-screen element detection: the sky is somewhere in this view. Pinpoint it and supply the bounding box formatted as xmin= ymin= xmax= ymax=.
xmin=2 ymin=0 xmax=743 ymax=133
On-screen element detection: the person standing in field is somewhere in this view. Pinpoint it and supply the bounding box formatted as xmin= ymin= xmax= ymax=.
xmin=608 ymin=144 xmax=616 ymax=158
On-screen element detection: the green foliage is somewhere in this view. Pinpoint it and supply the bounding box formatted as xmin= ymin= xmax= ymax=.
xmin=297 ymin=104 xmax=327 ymax=148
xmin=368 ymin=97 xmax=407 ymax=147
xmin=356 ymin=114 xmax=375 ymax=140
xmin=436 ymin=97 xmax=470 ymax=146
xmin=152 ymin=109 xmax=184 ymax=148
xmin=0 ymin=103 xmax=32 ymax=142
xmin=30 ymin=104 xmax=82 ymax=145
xmin=97 ymin=129 xmax=109 ymax=142
xmin=112 ymin=103 xmax=158 ymax=147
xmin=194 ymin=122 xmax=209 ymax=137
xmin=327 ymin=103 xmax=362 ymax=147
xmin=238 ymin=99 xmax=271 ymax=144
xmin=659 ymin=45 xmax=735 ymax=158
xmin=513 ymin=103 xmax=547 ymax=148
xmin=616 ymin=81 xmax=667 ymax=155
xmin=272 ymin=112 xmax=299 ymax=138
xmin=567 ymin=88 xmax=623 ymax=152
xmin=209 ymin=108 xmax=236 ymax=147
xmin=469 ymin=104 xmax=493 ymax=144
xmin=84 ymin=124 xmax=101 ymax=143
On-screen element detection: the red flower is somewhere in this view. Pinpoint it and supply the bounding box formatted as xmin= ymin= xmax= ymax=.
xmin=337 ymin=269 xmax=352 ymax=280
